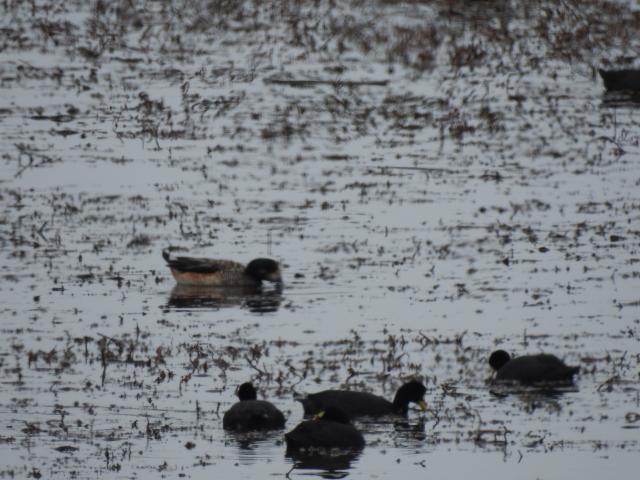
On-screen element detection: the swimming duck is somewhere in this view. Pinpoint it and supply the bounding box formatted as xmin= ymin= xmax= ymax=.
xmin=162 ymin=250 xmax=282 ymax=287
xmin=299 ymin=380 xmax=427 ymax=418
xmin=489 ymin=350 xmax=580 ymax=383
xmin=222 ymin=382 xmax=286 ymax=431
xmin=285 ymin=406 xmax=365 ymax=451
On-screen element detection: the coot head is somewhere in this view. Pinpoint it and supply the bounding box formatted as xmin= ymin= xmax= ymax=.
xmin=488 ymin=350 xmax=512 ymax=371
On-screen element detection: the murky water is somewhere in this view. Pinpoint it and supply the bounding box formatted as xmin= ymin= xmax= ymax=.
xmin=1 ymin=0 xmax=639 ymax=478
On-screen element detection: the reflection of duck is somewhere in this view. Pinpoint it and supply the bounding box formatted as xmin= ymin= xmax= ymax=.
xmin=162 ymin=250 xmax=282 ymax=287
xmin=599 ymin=69 xmax=640 ymax=91
xmin=489 ymin=350 xmax=580 ymax=383
xmin=285 ymin=407 xmax=365 ymax=451
xmin=166 ymin=284 xmax=282 ymax=312
xmin=223 ymin=383 xmax=286 ymax=431
xmin=299 ymin=380 xmax=427 ymax=418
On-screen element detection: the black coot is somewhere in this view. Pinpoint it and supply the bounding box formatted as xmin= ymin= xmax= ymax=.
xmin=300 ymin=380 xmax=427 ymax=418
xmin=285 ymin=406 xmax=365 ymax=451
xmin=489 ymin=350 xmax=580 ymax=383
xmin=223 ymin=382 xmax=286 ymax=431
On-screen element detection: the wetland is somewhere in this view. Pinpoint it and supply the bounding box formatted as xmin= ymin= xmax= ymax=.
xmin=1 ymin=0 xmax=639 ymax=478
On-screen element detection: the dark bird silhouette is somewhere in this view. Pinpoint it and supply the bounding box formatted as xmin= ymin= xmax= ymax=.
xmin=489 ymin=350 xmax=580 ymax=383
xmin=223 ymin=382 xmax=285 ymax=431
xmin=285 ymin=407 xmax=365 ymax=451
xmin=599 ymin=69 xmax=640 ymax=92
xmin=299 ymin=380 xmax=427 ymax=418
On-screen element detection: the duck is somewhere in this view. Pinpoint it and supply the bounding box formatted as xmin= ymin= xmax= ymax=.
xmin=222 ymin=382 xmax=286 ymax=431
xmin=598 ymin=68 xmax=640 ymax=91
xmin=299 ymin=380 xmax=427 ymax=418
xmin=162 ymin=250 xmax=282 ymax=287
xmin=489 ymin=350 xmax=580 ymax=383
xmin=285 ymin=406 xmax=365 ymax=451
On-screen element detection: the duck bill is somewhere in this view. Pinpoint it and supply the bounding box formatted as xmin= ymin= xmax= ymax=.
xmin=418 ymin=400 xmax=428 ymax=412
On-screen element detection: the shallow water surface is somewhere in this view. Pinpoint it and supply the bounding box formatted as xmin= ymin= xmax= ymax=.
xmin=1 ymin=0 xmax=639 ymax=478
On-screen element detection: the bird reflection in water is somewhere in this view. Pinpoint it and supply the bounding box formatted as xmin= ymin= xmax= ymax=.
xmin=392 ymin=415 xmax=428 ymax=444
xmin=489 ymin=383 xmax=579 ymax=418
xmin=166 ymin=284 xmax=282 ymax=313
xmin=285 ymin=449 xmax=362 ymax=479
xmin=227 ymin=429 xmax=283 ymax=451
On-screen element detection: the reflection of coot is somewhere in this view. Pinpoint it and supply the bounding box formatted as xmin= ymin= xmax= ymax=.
xmin=489 ymin=350 xmax=580 ymax=383
xmin=392 ymin=415 xmax=427 ymax=443
xmin=165 ymin=284 xmax=282 ymax=312
xmin=223 ymin=383 xmax=286 ymax=431
xmin=286 ymin=448 xmax=361 ymax=476
xmin=285 ymin=407 xmax=365 ymax=451
xmin=232 ymin=430 xmax=282 ymax=451
xmin=300 ymin=380 xmax=427 ymax=418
